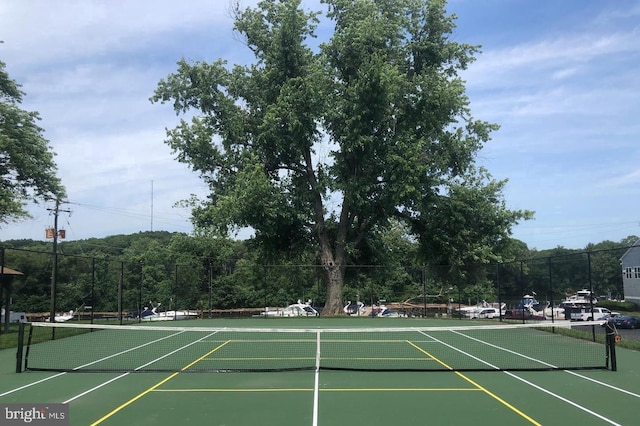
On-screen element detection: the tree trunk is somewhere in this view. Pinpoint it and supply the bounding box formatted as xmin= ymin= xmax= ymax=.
xmin=322 ymin=262 xmax=346 ymax=316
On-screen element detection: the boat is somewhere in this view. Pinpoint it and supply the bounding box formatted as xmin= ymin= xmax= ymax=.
xmin=562 ymin=289 xmax=597 ymax=305
xmin=261 ymin=300 xmax=319 ymax=317
xmin=516 ymin=294 xmax=541 ymax=310
xmin=501 ymin=296 xmax=545 ymax=320
xmin=552 ymin=290 xmax=598 ymax=320
xmin=45 ymin=305 xmax=82 ymax=322
xmin=458 ymin=301 xmax=506 ymax=319
xmin=344 ymin=300 xmax=366 ymax=316
xmin=368 ymin=304 xmax=402 ymax=317
xmin=506 ymin=295 xmax=566 ymax=320
xmin=54 ymin=310 xmax=76 ymax=322
xmin=543 ymin=305 xmax=566 ymax=319
xmin=140 ymin=302 xmax=199 ymax=321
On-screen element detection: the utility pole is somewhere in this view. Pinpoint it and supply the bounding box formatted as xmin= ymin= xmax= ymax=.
xmin=150 ymin=180 xmax=154 ymax=232
xmin=48 ymin=199 xmax=71 ymax=327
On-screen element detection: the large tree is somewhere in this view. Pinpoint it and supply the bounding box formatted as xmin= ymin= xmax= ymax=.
xmin=0 ymin=56 xmax=65 ymax=224
xmin=152 ymin=0 xmax=531 ymax=315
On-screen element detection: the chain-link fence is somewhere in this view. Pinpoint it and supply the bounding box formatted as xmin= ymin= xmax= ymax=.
xmin=1 ymin=245 xmax=628 ymax=326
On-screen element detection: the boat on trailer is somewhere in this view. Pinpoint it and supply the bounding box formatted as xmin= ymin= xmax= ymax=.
xmin=260 ymin=300 xmax=319 ymax=317
xmin=140 ymin=302 xmax=199 ymax=321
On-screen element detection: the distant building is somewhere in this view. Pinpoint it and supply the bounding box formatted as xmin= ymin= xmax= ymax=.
xmin=621 ymin=240 xmax=640 ymax=306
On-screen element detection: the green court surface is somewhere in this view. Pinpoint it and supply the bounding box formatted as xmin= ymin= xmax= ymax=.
xmin=1 ymin=318 xmax=640 ymax=425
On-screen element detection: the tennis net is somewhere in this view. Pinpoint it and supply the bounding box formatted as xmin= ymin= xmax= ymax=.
xmin=18 ymin=320 xmax=616 ymax=373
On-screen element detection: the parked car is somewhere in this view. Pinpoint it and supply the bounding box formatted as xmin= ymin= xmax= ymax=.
xmin=600 ymin=311 xmax=620 ymax=321
xmin=569 ymin=307 xmax=611 ymax=321
xmin=611 ymin=315 xmax=640 ymax=329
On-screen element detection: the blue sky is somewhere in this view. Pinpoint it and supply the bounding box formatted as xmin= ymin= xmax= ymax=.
xmin=0 ymin=0 xmax=638 ymax=250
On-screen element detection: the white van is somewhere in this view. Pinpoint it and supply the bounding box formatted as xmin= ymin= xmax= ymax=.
xmin=569 ymin=307 xmax=610 ymax=321
xmin=472 ymin=308 xmax=498 ymax=319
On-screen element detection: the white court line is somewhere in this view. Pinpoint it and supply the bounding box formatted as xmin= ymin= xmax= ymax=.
xmin=63 ymin=374 xmax=130 ymax=404
xmin=444 ymin=329 xmax=624 ymax=425
xmin=0 ymin=372 xmax=66 ymax=397
xmin=453 ymin=329 xmax=640 ymax=398
xmin=504 ymin=372 xmax=622 ymax=426
xmin=2 ymin=328 xmax=197 ymax=397
xmin=312 ymin=331 xmax=321 ymax=426
xmin=2 ymin=330 xmax=185 ymax=397
xmin=62 ymin=330 xmax=221 ymax=404
xmin=450 ymin=330 xmax=557 ymax=369
xmin=564 ymin=370 xmax=640 ymax=399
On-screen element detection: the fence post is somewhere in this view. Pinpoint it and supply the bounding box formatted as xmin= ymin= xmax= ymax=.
xmin=208 ymin=262 xmax=213 ymax=319
xmin=118 ymin=261 xmax=124 ymax=325
xmin=1 ymin=247 xmax=4 ymax=335
xmin=15 ymin=321 xmax=25 ymax=373
xmin=548 ymin=257 xmax=555 ymax=321
xmin=90 ymin=258 xmax=96 ymax=324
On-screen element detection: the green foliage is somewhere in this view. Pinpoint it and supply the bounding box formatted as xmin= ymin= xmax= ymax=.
xmin=151 ymin=0 xmax=532 ymax=314
xmin=0 ymin=58 xmax=65 ymax=224
xmin=1 ymin=233 xmax=639 ymax=317
xmin=598 ymin=300 xmax=639 ymax=313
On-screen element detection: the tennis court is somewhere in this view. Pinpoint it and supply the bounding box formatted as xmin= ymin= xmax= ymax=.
xmin=2 ymin=318 xmax=640 ymax=425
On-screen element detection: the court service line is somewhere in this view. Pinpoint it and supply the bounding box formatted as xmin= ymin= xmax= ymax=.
xmin=90 ymin=336 xmax=230 ymax=426
xmin=150 ymin=387 xmax=479 ymax=392
xmin=0 ymin=330 xmax=187 ymax=397
xmin=408 ymin=338 xmax=542 ymax=426
xmin=312 ymin=330 xmax=321 ymax=426
xmin=437 ymin=331 xmax=622 ymax=425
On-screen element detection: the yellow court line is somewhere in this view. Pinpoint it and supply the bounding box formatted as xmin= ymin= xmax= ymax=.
xmin=90 ymin=340 xmax=231 ymax=426
xmin=406 ymin=340 xmax=542 ymax=426
xmin=199 ymin=356 xmax=437 ymax=363
xmin=204 ymin=357 xmax=315 ymax=361
xmin=151 ymin=387 xmax=480 ymax=393
xmin=321 ymin=388 xmax=480 ymax=392
xmin=153 ymin=388 xmax=314 ymax=392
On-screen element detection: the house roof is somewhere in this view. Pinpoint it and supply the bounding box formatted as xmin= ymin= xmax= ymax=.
xmin=620 ymin=239 xmax=640 ymax=261
xmin=0 ymin=267 xmax=23 ymax=275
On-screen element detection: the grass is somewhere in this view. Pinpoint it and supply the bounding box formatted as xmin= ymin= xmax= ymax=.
xmin=546 ymin=323 xmax=640 ymax=351
xmin=0 ymin=320 xmax=141 ymax=350
xmin=0 ymin=324 xmax=21 ymax=349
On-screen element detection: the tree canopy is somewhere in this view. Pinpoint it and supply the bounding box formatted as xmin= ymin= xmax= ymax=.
xmin=0 ymin=55 xmax=65 ymax=224
xmin=151 ymin=0 xmax=532 ymax=315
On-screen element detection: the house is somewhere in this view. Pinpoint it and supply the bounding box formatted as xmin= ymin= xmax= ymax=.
xmin=1 ymin=266 xmax=25 ymax=331
xmin=620 ymin=240 xmax=640 ymax=306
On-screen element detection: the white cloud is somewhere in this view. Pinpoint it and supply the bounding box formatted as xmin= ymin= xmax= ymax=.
xmin=1 ymin=0 xmax=639 ymax=250
xmin=1 ymin=0 xmax=237 ymax=66
xmin=465 ymin=29 xmax=640 ymax=91
xmin=600 ymin=168 xmax=640 ymax=189
xmin=551 ymin=67 xmax=578 ymax=80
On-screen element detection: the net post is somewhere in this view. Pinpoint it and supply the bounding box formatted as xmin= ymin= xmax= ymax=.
xmin=604 ymin=319 xmax=617 ymax=371
xmin=15 ymin=321 xmax=25 ymax=373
